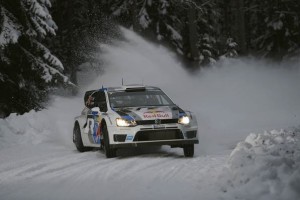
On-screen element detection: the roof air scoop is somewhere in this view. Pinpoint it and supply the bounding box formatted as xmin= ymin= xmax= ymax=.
xmin=122 ymin=85 xmax=146 ymax=92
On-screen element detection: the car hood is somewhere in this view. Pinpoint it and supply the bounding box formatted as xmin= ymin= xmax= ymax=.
xmin=113 ymin=106 xmax=185 ymax=121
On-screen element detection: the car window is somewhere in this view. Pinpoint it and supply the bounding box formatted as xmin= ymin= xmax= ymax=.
xmin=108 ymin=90 xmax=174 ymax=108
xmin=85 ymin=91 xmax=108 ymax=111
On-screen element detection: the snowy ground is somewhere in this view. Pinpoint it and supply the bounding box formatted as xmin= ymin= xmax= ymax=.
xmin=1 ymin=28 xmax=300 ymax=200
xmin=0 ymin=96 xmax=228 ymax=200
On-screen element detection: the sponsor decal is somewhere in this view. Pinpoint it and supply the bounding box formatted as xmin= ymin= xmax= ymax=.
xmin=85 ymin=112 xmax=102 ymax=144
xmin=153 ymin=124 xmax=164 ymax=129
xmin=92 ymin=114 xmax=102 ymax=144
xmin=126 ymin=135 xmax=134 ymax=141
xmin=143 ymin=111 xmax=170 ymax=119
xmin=179 ymin=112 xmax=186 ymax=118
xmin=86 ymin=96 xmax=95 ymax=107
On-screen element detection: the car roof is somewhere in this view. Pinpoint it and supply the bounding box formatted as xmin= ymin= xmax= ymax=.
xmin=106 ymin=85 xmax=161 ymax=92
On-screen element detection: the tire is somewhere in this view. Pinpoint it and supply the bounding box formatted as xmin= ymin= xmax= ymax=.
xmin=102 ymin=124 xmax=117 ymax=158
xmin=183 ymin=144 xmax=194 ymax=157
xmin=73 ymin=123 xmax=86 ymax=152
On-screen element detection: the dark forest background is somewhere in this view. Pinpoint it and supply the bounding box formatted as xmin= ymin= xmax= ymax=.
xmin=0 ymin=0 xmax=299 ymax=117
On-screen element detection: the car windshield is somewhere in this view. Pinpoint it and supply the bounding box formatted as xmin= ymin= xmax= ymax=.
xmin=108 ymin=90 xmax=175 ymax=108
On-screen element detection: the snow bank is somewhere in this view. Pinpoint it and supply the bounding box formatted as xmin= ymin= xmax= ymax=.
xmin=0 ymin=110 xmax=52 ymax=149
xmin=221 ymin=128 xmax=300 ymax=200
xmin=0 ymin=96 xmax=80 ymax=150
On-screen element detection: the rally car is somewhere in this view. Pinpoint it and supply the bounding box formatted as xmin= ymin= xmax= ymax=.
xmin=73 ymin=85 xmax=198 ymax=158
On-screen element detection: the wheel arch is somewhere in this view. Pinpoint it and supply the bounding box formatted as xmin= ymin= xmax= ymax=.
xmin=100 ymin=119 xmax=107 ymax=127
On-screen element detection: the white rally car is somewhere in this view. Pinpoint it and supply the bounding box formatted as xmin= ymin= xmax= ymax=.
xmin=73 ymin=85 xmax=198 ymax=158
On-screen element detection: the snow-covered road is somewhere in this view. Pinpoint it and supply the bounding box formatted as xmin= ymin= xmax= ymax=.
xmin=1 ymin=28 xmax=300 ymax=200
xmin=0 ymin=96 xmax=228 ymax=200
xmin=1 ymin=96 xmax=299 ymax=200
xmin=0 ymin=144 xmax=227 ymax=200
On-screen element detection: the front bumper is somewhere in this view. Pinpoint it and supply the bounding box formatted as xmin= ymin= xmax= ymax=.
xmin=107 ymin=121 xmax=198 ymax=149
xmin=110 ymin=139 xmax=199 ymax=149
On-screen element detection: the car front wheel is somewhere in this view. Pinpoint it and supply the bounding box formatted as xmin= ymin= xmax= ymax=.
xmin=73 ymin=123 xmax=86 ymax=152
xmin=102 ymin=124 xmax=117 ymax=158
xmin=183 ymin=144 xmax=194 ymax=157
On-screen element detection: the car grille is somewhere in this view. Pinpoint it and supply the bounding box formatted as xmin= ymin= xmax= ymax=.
xmin=133 ymin=129 xmax=183 ymax=141
xmin=136 ymin=119 xmax=178 ymax=125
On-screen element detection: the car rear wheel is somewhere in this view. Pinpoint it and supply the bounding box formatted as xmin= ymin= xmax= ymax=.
xmin=73 ymin=123 xmax=86 ymax=152
xmin=102 ymin=124 xmax=117 ymax=158
xmin=183 ymin=144 xmax=194 ymax=157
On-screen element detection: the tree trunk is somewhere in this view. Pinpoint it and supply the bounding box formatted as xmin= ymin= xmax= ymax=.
xmin=188 ymin=6 xmax=199 ymax=61
xmin=231 ymin=0 xmax=247 ymax=54
xmin=131 ymin=0 xmax=140 ymax=32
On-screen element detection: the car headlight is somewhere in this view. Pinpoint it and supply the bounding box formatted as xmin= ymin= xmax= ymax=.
xmin=178 ymin=116 xmax=190 ymax=125
xmin=116 ymin=118 xmax=137 ymax=127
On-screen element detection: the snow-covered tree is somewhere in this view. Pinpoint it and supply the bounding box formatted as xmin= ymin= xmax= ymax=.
xmin=49 ymin=0 xmax=110 ymax=85
xmin=245 ymin=0 xmax=300 ymax=59
xmin=102 ymin=0 xmax=221 ymax=66
xmin=0 ymin=0 xmax=72 ymax=116
xmin=195 ymin=0 xmax=220 ymax=65
xmin=197 ymin=33 xmax=217 ymax=65
xmin=105 ymin=0 xmax=183 ymax=52
xmin=222 ymin=37 xmax=238 ymax=58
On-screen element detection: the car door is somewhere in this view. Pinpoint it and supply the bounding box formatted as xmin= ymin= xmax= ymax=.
xmin=84 ymin=91 xmax=107 ymax=146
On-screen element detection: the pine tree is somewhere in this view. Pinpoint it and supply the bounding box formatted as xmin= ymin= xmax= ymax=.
xmin=101 ymin=0 xmax=222 ymax=66
xmin=245 ymin=0 xmax=300 ymax=59
xmin=221 ymin=37 xmax=238 ymax=58
xmin=218 ymin=0 xmax=239 ymax=58
xmin=49 ymin=0 xmax=112 ymax=86
xmin=105 ymin=0 xmax=183 ymax=52
xmin=0 ymin=0 xmax=72 ymax=117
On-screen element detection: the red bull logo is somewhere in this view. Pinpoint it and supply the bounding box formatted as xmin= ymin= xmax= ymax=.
xmin=143 ymin=111 xmax=170 ymax=119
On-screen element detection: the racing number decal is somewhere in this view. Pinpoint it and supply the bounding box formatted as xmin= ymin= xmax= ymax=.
xmin=92 ymin=114 xmax=101 ymax=144
xmin=86 ymin=111 xmax=102 ymax=144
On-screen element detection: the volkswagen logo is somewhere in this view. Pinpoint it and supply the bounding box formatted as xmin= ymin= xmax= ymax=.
xmin=155 ymin=119 xmax=161 ymax=124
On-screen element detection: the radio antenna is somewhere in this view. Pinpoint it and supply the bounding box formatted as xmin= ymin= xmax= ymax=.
xmin=122 ymin=78 xmax=124 ymax=86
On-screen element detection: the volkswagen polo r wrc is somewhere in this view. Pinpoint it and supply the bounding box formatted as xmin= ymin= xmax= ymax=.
xmin=73 ymin=85 xmax=199 ymax=158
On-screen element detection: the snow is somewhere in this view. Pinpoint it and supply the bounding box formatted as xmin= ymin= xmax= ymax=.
xmin=166 ymin=24 xmax=182 ymax=41
xmin=1 ymin=28 xmax=300 ymax=200
xmin=227 ymin=38 xmax=237 ymax=48
xmin=112 ymin=8 xmax=122 ymax=16
xmin=0 ymin=96 xmax=227 ymax=200
xmin=0 ymin=97 xmax=78 ymax=150
xmin=96 ymin=28 xmax=300 ymax=153
xmin=159 ymin=0 xmax=169 ymax=15
xmin=269 ymin=20 xmax=283 ymax=30
xmin=38 ymin=0 xmax=52 ymax=8
xmin=43 ymin=51 xmax=64 ymax=71
xmin=0 ymin=8 xmax=22 ymax=47
xmin=221 ymin=129 xmax=300 ymax=200
xmin=21 ymin=0 xmax=57 ymax=37
xmin=139 ymin=8 xmax=151 ymax=29
xmin=26 ymin=40 xmax=68 ymax=83
xmin=147 ymin=0 xmax=153 ymax=6
xmin=41 ymin=63 xmax=69 ymax=83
